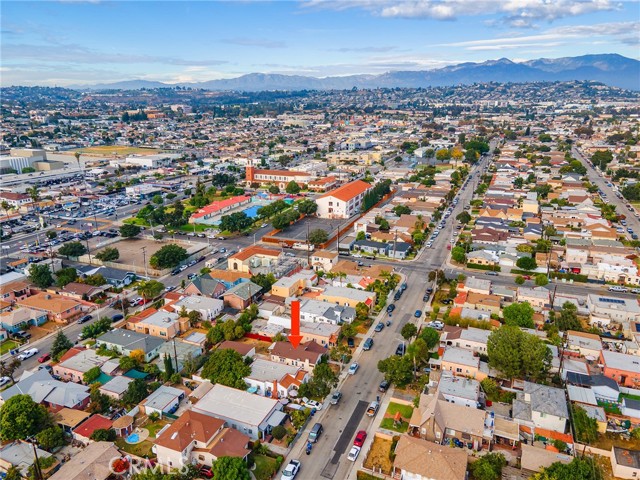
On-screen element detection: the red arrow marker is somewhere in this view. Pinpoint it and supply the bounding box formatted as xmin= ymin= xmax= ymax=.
xmin=288 ymin=299 xmax=303 ymax=349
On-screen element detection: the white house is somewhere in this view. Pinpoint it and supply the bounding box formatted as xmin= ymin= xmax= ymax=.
xmin=513 ymin=382 xmax=569 ymax=433
xmin=315 ymin=180 xmax=373 ymax=219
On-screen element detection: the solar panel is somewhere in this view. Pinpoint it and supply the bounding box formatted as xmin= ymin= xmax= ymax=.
xmin=598 ymin=297 xmax=625 ymax=304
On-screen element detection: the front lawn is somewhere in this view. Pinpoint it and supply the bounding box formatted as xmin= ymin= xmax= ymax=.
xmin=178 ymin=223 xmax=210 ymax=232
xmin=251 ymin=454 xmax=278 ymax=480
xmin=0 ymin=339 xmax=18 ymax=355
xmin=145 ymin=419 xmax=169 ymax=438
xmin=386 ymin=402 xmax=414 ymax=419
xmin=380 ymin=417 xmax=409 ymax=433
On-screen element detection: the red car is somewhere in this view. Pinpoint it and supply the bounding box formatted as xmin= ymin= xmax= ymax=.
xmin=199 ymin=465 xmax=213 ymax=479
xmin=37 ymin=353 xmax=51 ymax=363
xmin=522 ymin=275 xmax=532 ymax=280
xmin=354 ymin=430 xmax=367 ymax=447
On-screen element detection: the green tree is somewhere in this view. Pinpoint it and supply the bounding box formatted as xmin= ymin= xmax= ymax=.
xmin=378 ymin=355 xmax=413 ymax=387
xmin=535 ymin=274 xmax=549 ymax=286
xmin=340 ymin=322 xmax=357 ymax=340
xmin=55 ymin=267 xmax=78 ymax=288
xmin=0 ymin=358 xmax=21 ymax=383
xmin=123 ymin=378 xmax=150 ymax=405
xmin=503 ymin=301 xmax=535 ymax=328
xmin=556 ymin=302 xmax=582 ymax=332
xmin=163 ymin=354 xmax=175 ymax=379
xmin=201 ymin=349 xmax=251 ymax=389
xmin=58 ymin=241 xmax=87 ymax=258
xmin=471 ymin=453 xmax=506 ymax=480
xmin=572 ymin=405 xmax=598 ymax=444
xmin=401 ymin=323 xmax=418 ymax=340
xmin=119 ymin=355 xmax=139 ymax=371
xmin=82 ymin=317 xmax=111 ymax=339
xmin=84 ymin=273 xmax=107 ymax=286
xmin=514 ymin=275 xmax=525 ymax=285
xmin=28 ymin=263 xmax=54 ymax=288
xmin=356 ymin=231 xmax=366 ymax=241
xmin=451 ymin=246 xmax=466 ymax=264
xmin=4 ymin=466 xmax=21 ymax=480
xmin=120 ymin=223 xmax=142 ymax=238
xmin=285 ymin=181 xmax=301 ymax=194
xmin=211 ymin=457 xmax=251 ymax=480
xmin=151 ymin=194 xmax=164 ymax=205
xmin=90 ymin=428 xmax=117 ymax=441
xmin=137 ymin=280 xmax=165 ymax=301
xmin=95 ymin=247 xmax=119 ymax=262
xmin=83 ymin=366 xmax=102 ymax=384
xmin=149 ymin=244 xmax=188 ymax=269
xmin=488 ymin=326 xmax=551 ymax=380
xmin=271 ymin=424 xmax=287 ymax=440
xmin=268 ymin=185 xmax=280 ymax=194
xmin=298 ymin=361 xmax=337 ymax=399
xmin=355 ymin=302 xmax=369 ymax=322
xmin=51 ymin=331 xmax=73 ymax=359
xmin=251 ymin=273 xmax=276 ymax=293
xmin=419 ymin=327 xmax=440 ymax=349
xmin=87 ymin=383 xmax=111 ymax=414
xmin=393 ymin=205 xmax=412 ymax=216
xmin=531 ymin=457 xmax=601 ymax=480
xmin=456 ymin=211 xmax=471 ymax=224
xmin=35 ymin=426 xmax=65 ymax=450
xmin=516 ymin=256 xmax=537 ymax=271
xmin=46 ymin=230 xmax=57 ymax=240
xmin=297 ymin=199 xmax=318 ymax=215
xmin=308 ymin=229 xmax=329 ymax=245
xmin=0 ymin=394 xmax=51 ymax=441
xmin=436 ymin=149 xmax=451 ymax=161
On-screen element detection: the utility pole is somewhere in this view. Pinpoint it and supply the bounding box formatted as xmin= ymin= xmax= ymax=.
xmin=85 ymin=236 xmax=92 ymax=265
xmin=306 ymin=221 xmax=311 ymax=268
xmin=141 ymin=246 xmax=149 ymax=279
xmin=30 ymin=439 xmax=43 ymax=480
xmin=172 ymin=337 xmax=179 ymax=372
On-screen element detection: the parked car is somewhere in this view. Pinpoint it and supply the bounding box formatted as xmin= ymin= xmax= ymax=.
xmin=199 ymin=465 xmax=213 ymax=479
xmin=374 ymin=322 xmax=384 ymax=332
xmin=414 ymin=309 xmax=422 ymax=318
xmin=379 ymin=380 xmax=390 ymax=392
xmin=281 ymin=460 xmax=301 ymax=480
xmin=422 ymin=293 xmax=430 ymax=302
xmin=608 ymin=286 xmax=628 ymax=292
xmin=303 ymin=398 xmax=322 ymax=410
xmin=366 ymin=401 xmax=379 ymax=417
xmin=354 ymin=430 xmax=367 ymax=447
xmin=37 ymin=353 xmax=51 ymax=363
xmin=348 ymin=363 xmax=359 ymax=375
xmin=0 ymin=376 xmax=12 ymax=387
xmin=347 ymin=337 xmax=355 ymax=348
xmin=395 ymin=344 xmax=405 ymax=356
xmin=363 ymin=338 xmax=374 ymax=351
xmin=77 ymin=314 xmax=93 ymax=324
xmin=18 ymin=348 xmax=39 ymax=360
xmin=347 ymin=446 xmax=361 ymax=462
xmin=330 ymin=392 xmax=342 ymax=405
xmin=13 ymin=331 xmax=32 ymax=340
xmin=111 ymin=314 xmax=124 ymax=322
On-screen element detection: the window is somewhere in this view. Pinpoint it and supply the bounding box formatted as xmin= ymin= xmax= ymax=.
xmin=456 ymin=368 xmax=462 ymax=373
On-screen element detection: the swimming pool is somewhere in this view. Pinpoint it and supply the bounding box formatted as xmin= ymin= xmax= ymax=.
xmin=126 ymin=433 xmax=140 ymax=443
xmin=243 ymin=205 xmax=261 ymax=218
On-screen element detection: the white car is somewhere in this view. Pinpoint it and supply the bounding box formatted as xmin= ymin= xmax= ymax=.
xmin=347 ymin=446 xmax=361 ymax=462
xmin=0 ymin=376 xmax=11 ymax=388
xmin=303 ymin=399 xmax=322 ymax=410
xmin=280 ymin=460 xmax=300 ymax=480
xmin=348 ymin=363 xmax=359 ymax=375
xmin=17 ymin=348 xmax=39 ymax=361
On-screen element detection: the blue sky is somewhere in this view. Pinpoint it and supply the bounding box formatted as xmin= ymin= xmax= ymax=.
xmin=2 ymin=0 xmax=639 ymax=86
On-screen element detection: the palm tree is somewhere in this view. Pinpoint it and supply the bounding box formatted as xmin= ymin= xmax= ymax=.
xmin=26 ymin=185 xmax=40 ymax=211
xmin=1 ymin=201 xmax=12 ymax=220
xmin=136 ymin=280 xmax=164 ymax=302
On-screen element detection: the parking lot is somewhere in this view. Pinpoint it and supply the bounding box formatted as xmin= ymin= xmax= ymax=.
xmin=269 ymin=215 xmax=347 ymax=242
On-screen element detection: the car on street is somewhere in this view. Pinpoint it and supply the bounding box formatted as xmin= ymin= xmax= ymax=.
xmin=131 ymin=297 xmax=144 ymax=307
xmin=422 ymin=293 xmax=430 ymax=302
xmin=374 ymin=322 xmax=384 ymax=332
xmin=386 ymin=304 xmax=396 ymax=313
xmin=18 ymin=348 xmax=39 ymax=361
xmin=38 ymin=353 xmax=51 ymax=363
xmin=608 ymin=286 xmax=628 ymax=292
xmin=77 ymin=314 xmax=93 ymax=324
xmin=0 ymin=376 xmax=11 ymax=388
xmin=111 ymin=314 xmax=124 ymax=322
xmin=363 ymin=338 xmax=374 ymax=350
xmin=353 ymin=430 xmax=367 ymax=447
xmin=347 ymin=446 xmax=361 ymax=462
xmin=395 ymin=343 xmax=405 ymax=356
xmin=281 ymin=460 xmax=301 ymax=480
xmin=348 ymin=363 xmax=359 ymax=375
xmin=486 ymin=271 xmax=499 ymax=276
xmin=330 ymin=392 xmax=342 ymax=405
xmin=379 ymin=380 xmax=390 ymax=392
xmin=631 ymin=289 xmax=640 ymax=294
xmin=164 ymin=285 xmax=176 ymax=292
xmin=414 ymin=309 xmax=422 ymax=318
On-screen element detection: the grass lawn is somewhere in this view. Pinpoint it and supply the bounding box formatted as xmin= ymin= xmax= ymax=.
xmin=115 ymin=438 xmax=154 ymax=458
xmin=123 ymin=217 xmax=149 ymax=226
xmin=380 ymin=417 xmax=409 ymax=433
xmin=178 ymin=223 xmax=211 ymax=232
xmin=145 ymin=420 xmax=169 ymax=438
xmin=0 ymin=340 xmax=18 ymax=355
xmin=251 ymin=454 xmax=278 ymax=480
xmin=386 ymin=402 xmax=414 ymax=419
xmin=362 ymin=436 xmax=393 ymax=475
xmin=621 ymin=393 xmax=640 ymax=402
xmin=357 ymin=472 xmax=385 ymax=480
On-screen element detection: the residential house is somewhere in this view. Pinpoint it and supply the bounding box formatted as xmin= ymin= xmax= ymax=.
xmin=0 ymin=307 xmax=47 ymax=333
xmin=353 ymin=239 xmax=389 ymax=256
xmin=440 ymin=327 xmax=490 ymax=355
xmin=78 ymin=266 xmax=136 ymax=288
xmin=0 ymin=369 xmax=90 ymax=412
xmin=317 ymin=285 xmax=376 ymax=309
xmin=521 ymin=444 xmax=572 ymax=474
xmin=95 ymin=328 xmax=165 ymax=362
xmin=441 ymin=347 xmax=486 ymax=380
xmin=466 ymin=250 xmax=500 ymax=267
xmin=227 ymin=246 xmax=282 ymax=274
xmin=140 ymin=385 xmax=185 ymax=417
xmin=316 ymin=180 xmax=373 ymax=219
xmin=600 ymin=350 xmax=640 ymax=388
xmin=52 ymin=408 xmax=91 ymax=435
xmin=566 ymin=372 xmax=620 ymax=403
xmin=392 ymin=435 xmax=467 ymax=480
xmin=53 ymin=347 xmax=111 ymax=383
xmin=458 ymin=277 xmax=491 ymax=295
xmin=99 ymin=376 xmax=134 ymax=401
xmin=299 ymin=298 xmax=356 ymax=324
xmin=299 ymin=321 xmax=340 ymax=348
xmin=128 ymin=310 xmax=186 ymax=339
xmin=60 ymin=282 xmax=106 ymax=300
xmin=462 ymin=292 xmax=501 ymax=316
xmin=189 ymin=195 xmax=252 ymax=224
xmin=153 ymin=410 xmax=251 ymax=471
xmin=269 ymin=340 xmax=326 ymax=373
xmin=587 ymin=294 xmax=640 ymax=324
xmin=192 ymin=383 xmax=285 ymax=440
xmin=244 ymin=358 xmax=308 ymax=399
xmin=0 ymin=280 xmax=30 ymax=304
xmin=517 ymin=287 xmax=550 ymax=310
xmin=310 ymin=250 xmax=339 ymax=272
xmin=72 ymin=415 xmax=114 ymax=445
xmin=611 ymin=447 xmax=640 ymax=479
xmin=566 ymin=331 xmax=602 ymax=359
xmin=208 ymin=269 xmax=251 ymax=288
xmin=154 ymin=339 xmax=203 ymax=373
xmin=271 ymin=272 xmax=317 ymax=298
xmin=217 ymin=340 xmax=255 ymax=359
xmin=183 ymin=275 xmax=226 ymax=298
xmin=513 ymin=382 xmax=569 ymax=433
xmin=437 ymin=373 xmax=483 ymax=408
xmin=16 ymin=292 xmax=83 ymax=323
xmin=222 ymin=281 xmax=262 ymax=310
xmin=0 ymin=441 xmax=53 ymax=478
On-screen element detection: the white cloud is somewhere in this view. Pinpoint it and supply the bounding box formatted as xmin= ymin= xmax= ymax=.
xmin=303 ymin=0 xmax=620 ymax=26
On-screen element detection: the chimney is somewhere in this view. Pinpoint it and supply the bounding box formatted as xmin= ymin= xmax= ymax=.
xmin=272 ymin=381 xmax=278 ymax=399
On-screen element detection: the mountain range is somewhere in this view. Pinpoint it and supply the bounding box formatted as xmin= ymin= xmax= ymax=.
xmin=77 ymin=54 xmax=640 ymax=92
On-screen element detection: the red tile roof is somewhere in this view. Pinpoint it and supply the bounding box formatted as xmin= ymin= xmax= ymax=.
xmin=229 ymin=245 xmax=281 ymax=262
xmin=191 ymin=195 xmax=251 ymax=219
xmin=318 ymin=180 xmax=372 ymax=202
xmin=73 ymin=414 xmax=113 ymax=439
